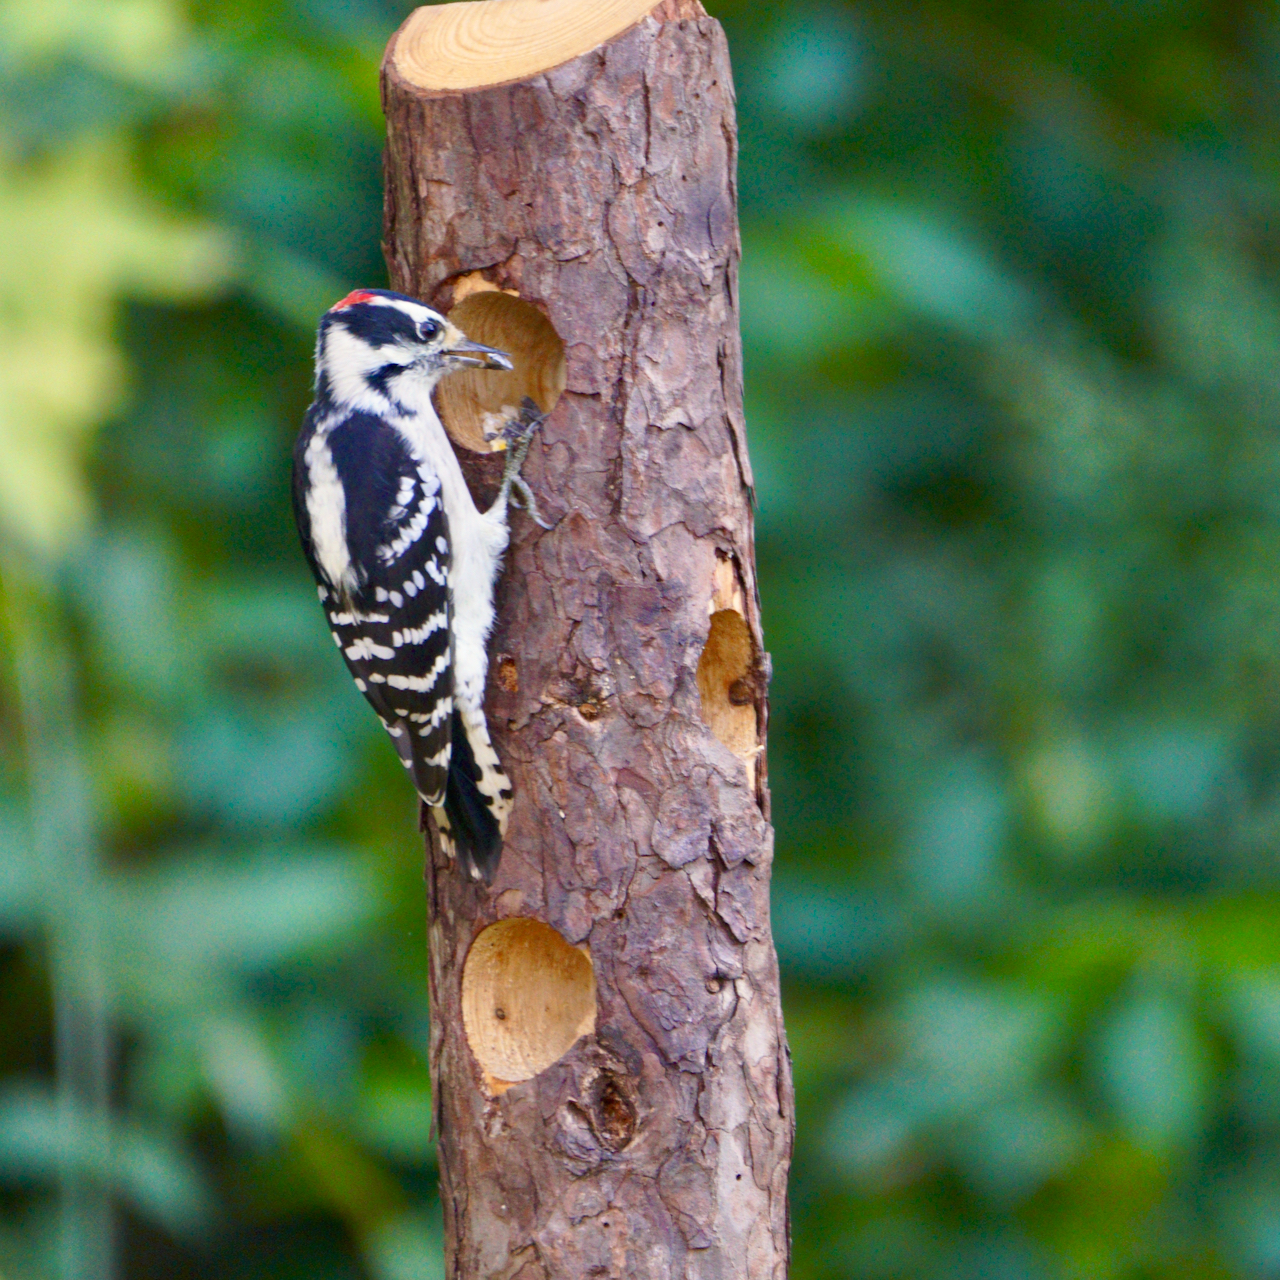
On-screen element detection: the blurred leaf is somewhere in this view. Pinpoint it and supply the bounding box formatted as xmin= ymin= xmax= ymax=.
xmin=180 ymin=699 xmax=365 ymax=826
xmin=1092 ymin=994 xmax=1211 ymax=1151
xmin=293 ymin=1115 xmax=404 ymax=1233
xmin=0 ymin=808 xmax=39 ymax=936
xmin=831 ymin=199 xmax=1039 ymax=341
xmin=364 ymin=1209 xmax=444 ymax=1280
xmin=201 ymin=1015 xmax=291 ymax=1143
xmin=0 ymin=139 xmax=232 ymax=553
xmin=772 ymin=877 xmax=902 ymax=981
xmin=739 ymin=238 xmax=885 ymax=364
xmin=761 ymin=7 xmax=869 ymax=131
xmin=245 ymin=245 xmax=348 ymax=333
xmin=0 ymin=1087 xmax=211 ymax=1235
xmin=111 ymin=849 xmax=379 ymax=976
xmin=905 ymin=757 xmax=1008 ymax=910
xmin=957 ymin=1090 xmax=1089 ymax=1202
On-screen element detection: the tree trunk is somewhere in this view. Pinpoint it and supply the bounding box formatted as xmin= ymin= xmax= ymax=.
xmin=381 ymin=2 xmax=792 ymax=1275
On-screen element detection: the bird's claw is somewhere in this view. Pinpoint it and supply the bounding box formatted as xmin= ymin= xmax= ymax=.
xmin=498 ymin=397 xmax=553 ymax=529
xmin=503 ymin=396 xmax=547 ymax=447
xmin=509 ymin=475 xmax=553 ymax=530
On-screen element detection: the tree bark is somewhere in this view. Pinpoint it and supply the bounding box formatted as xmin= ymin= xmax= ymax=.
xmin=381 ymin=3 xmax=792 ymax=1275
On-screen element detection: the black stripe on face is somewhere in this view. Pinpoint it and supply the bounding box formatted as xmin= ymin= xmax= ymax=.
xmin=334 ymin=304 xmax=422 ymax=350
xmin=367 ymin=361 xmax=411 ymax=408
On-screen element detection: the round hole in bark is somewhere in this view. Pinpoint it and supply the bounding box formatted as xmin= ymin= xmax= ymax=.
xmin=436 ymin=291 xmax=566 ymax=454
xmin=698 ymin=608 xmax=758 ymax=765
xmin=461 ymin=918 xmax=596 ymax=1092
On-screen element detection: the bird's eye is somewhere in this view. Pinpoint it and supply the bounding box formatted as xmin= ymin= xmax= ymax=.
xmin=419 ymin=318 xmax=442 ymax=341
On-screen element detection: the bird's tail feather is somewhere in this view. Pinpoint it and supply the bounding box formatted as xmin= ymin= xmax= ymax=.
xmin=432 ymin=705 xmax=511 ymax=884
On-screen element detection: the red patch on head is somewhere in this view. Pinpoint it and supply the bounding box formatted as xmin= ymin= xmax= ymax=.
xmin=331 ymin=290 xmax=376 ymax=311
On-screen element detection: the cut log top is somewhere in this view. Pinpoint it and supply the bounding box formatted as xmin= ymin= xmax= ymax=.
xmin=388 ymin=0 xmax=701 ymax=92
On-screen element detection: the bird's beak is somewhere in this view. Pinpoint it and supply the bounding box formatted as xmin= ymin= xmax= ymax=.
xmin=442 ymin=336 xmax=513 ymax=371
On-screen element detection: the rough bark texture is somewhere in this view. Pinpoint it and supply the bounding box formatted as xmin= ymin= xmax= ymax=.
xmin=382 ymin=5 xmax=793 ymax=1276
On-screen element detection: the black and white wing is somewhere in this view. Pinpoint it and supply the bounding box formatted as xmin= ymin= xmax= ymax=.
xmin=294 ymin=408 xmax=453 ymax=803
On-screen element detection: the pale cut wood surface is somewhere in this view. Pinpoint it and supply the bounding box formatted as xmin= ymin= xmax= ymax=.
xmin=461 ymin=918 xmax=597 ymax=1092
xmin=383 ymin=1 xmax=793 ymax=1275
xmin=392 ymin=0 xmax=665 ymax=91
xmin=433 ymin=288 xmax=567 ymax=453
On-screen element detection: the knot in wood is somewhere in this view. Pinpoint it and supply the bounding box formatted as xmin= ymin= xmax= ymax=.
xmin=588 ymin=1073 xmax=637 ymax=1153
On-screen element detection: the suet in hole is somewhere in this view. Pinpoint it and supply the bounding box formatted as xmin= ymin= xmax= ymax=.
xmin=697 ymin=554 xmax=761 ymax=788
xmin=436 ymin=287 xmax=566 ymax=454
xmin=461 ymin=917 xmax=596 ymax=1095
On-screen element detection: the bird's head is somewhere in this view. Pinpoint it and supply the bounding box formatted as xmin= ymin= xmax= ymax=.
xmin=315 ymin=288 xmax=512 ymax=411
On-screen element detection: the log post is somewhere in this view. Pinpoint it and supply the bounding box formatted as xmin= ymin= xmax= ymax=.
xmin=381 ymin=1 xmax=792 ymax=1274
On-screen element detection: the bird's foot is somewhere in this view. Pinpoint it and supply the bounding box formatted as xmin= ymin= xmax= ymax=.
xmin=509 ymin=475 xmax=553 ymax=529
xmin=497 ymin=398 xmax=552 ymax=529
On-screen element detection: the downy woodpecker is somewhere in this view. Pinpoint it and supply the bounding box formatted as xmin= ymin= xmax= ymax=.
xmin=292 ymin=288 xmax=543 ymax=883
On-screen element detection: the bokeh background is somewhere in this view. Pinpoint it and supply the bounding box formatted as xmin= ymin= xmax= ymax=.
xmin=0 ymin=0 xmax=1276 ymax=1275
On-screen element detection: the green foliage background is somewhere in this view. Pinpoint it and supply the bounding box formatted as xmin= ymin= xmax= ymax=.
xmin=1 ymin=0 xmax=1277 ymax=1275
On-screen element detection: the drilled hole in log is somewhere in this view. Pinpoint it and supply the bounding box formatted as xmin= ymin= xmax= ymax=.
xmin=699 ymin=608 xmax=757 ymax=758
xmin=698 ymin=554 xmax=761 ymax=788
xmin=392 ymin=0 xmax=667 ymax=93
xmin=462 ymin=918 xmax=596 ymax=1094
xmin=436 ymin=289 xmax=566 ymax=454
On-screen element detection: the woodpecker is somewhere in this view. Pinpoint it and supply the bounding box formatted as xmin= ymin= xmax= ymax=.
xmin=292 ymin=288 xmax=544 ymax=883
